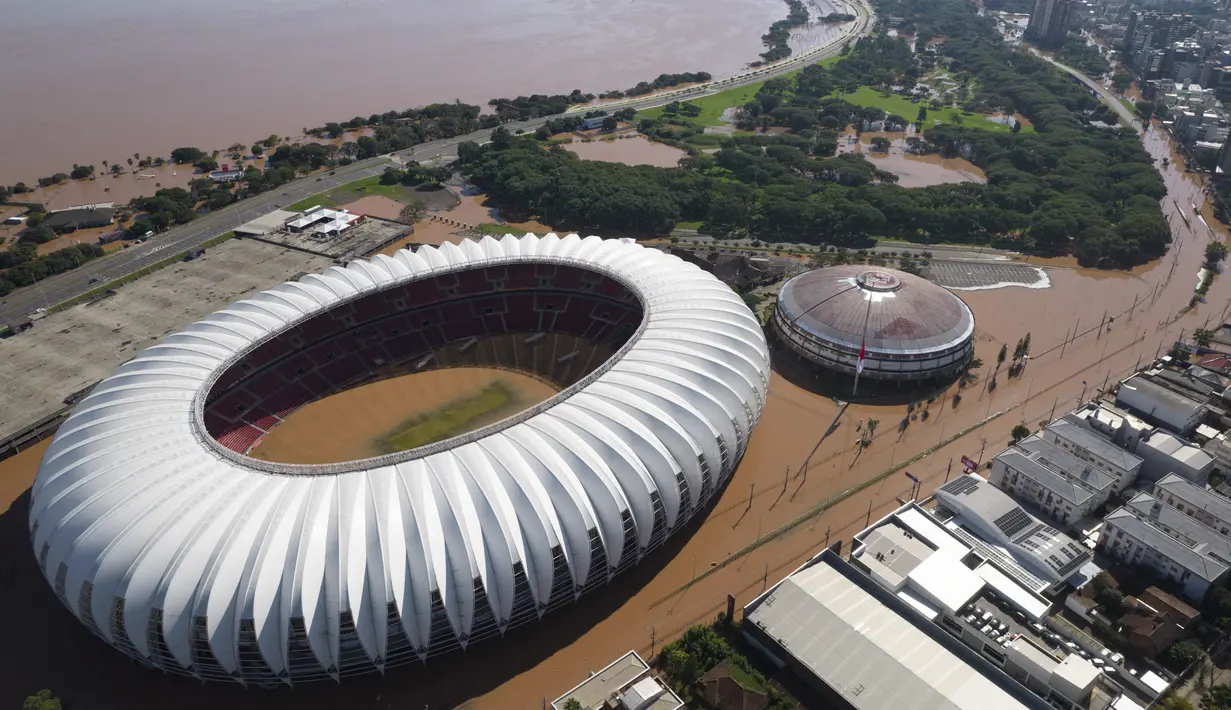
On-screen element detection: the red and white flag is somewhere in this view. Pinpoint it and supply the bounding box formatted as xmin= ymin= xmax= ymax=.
xmin=856 ymin=338 xmax=866 ymax=375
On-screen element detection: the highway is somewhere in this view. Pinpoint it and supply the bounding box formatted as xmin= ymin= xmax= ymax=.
xmin=0 ymin=2 xmax=872 ymax=326
xmin=1037 ymin=53 xmax=1142 ymax=132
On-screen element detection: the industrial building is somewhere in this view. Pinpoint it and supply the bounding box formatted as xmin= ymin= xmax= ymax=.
xmin=40 ymin=205 xmax=116 ymax=233
xmin=742 ymin=549 xmax=1056 ymax=710
xmin=933 ymin=474 xmax=1095 ymax=591
xmin=771 ymin=266 xmax=974 ymax=383
xmin=1116 ymin=372 xmax=1208 ymax=436
xmin=551 ymin=651 xmax=683 ymax=710
xmin=1101 ymin=492 xmax=1231 ymax=601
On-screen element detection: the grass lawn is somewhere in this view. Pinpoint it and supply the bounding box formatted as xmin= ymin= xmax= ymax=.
xmin=834 ymin=86 xmax=1031 ymax=133
xmin=286 ymin=175 xmax=424 ymax=211
xmin=726 ymin=662 xmax=769 ymax=693
xmin=378 ymin=383 xmax=511 ymax=453
xmin=1119 ymin=97 xmax=1136 ymax=113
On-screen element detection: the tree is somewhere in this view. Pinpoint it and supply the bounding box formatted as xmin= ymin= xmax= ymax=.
xmin=870 ymin=136 xmax=891 ymax=152
xmin=110 ymin=164 xmax=124 ymax=175
xmin=601 ymin=116 xmax=618 ymax=131
xmin=1159 ymin=694 xmax=1196 ymax=710
xmin=381 ymin=167 xmax=407 ymax=185
xmin=170 ymin=147 xmax=207 ymax=164
xmin=1011 ymin=424 xmax=1031 ymax=443
xmin=562 ymin=700 xmax=583 ymax=710
xmin=1206 ymin=241 xmax=1228 ymax=268
xmin=324 ymin=122 xmax=345 ymax=139
xmin=398 ymin=200 xmax=427 ymax=224
xmin=997 ymin=343 xmax=1007 ymax=366
xmin=1161 ymin=640 xmax=1202 ymax=672
xmin=251 ymin=143 xmax=265 ymax=157
xmin=23 ymin=690 xmax=62 ymax=710
xmin=1194 ymin=328 xmax=1215 ymax=348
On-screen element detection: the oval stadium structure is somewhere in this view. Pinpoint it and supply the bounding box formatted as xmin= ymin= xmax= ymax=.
xmin=29 ymin=233 xmax=770 ymax=685
xmin=772 ymin=265 xmax=973 ymax=382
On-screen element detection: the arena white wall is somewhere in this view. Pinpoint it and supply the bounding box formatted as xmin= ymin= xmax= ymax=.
xmin=28 ymin=234 xmax=770 ymax=685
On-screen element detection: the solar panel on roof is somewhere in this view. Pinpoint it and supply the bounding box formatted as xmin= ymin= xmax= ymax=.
xmin=994 ymin=507 xmax=1033 ymax=538
xmin=944 ymin=476 xmax=980 ymax=496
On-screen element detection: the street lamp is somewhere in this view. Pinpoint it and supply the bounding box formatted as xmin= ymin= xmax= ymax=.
xmin=904 ymin=471 xmax=919 ymax=501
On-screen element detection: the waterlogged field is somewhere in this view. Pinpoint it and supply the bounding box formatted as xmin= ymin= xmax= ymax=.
xmin=250 ymin=368 xmax=558 ymax=464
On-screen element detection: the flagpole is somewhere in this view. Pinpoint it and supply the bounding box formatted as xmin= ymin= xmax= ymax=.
xmin=853 ymin=293 xmax=874 ymax=397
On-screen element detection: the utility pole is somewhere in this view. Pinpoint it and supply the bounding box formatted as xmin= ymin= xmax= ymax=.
xmin=865 ymin=499 xmax=873 ymax=528
xmin=1049 ymin=397 xmax=1058 ymax=423
xmin=825 ymin=524 xmax=831 ymax=548
xmin=784 ymin=465 xmax=790 ymax=491
xmin=1127 ymin=293 xmax=1139 ymax=321
xmin=1059 ymin=327 xmax=1072 ymax=358
xmin=1097 ymin=310 xmax=1107 ymax=340
xmin=650 ymin=627 xmax=656 ymax=660
xmin=1079 ymin=380 xmax=1088 ymax=405
xmin=945 ymin=457 xmax=953 ymax=483
xmin=747 ymin=482 xmax=754 ymax=510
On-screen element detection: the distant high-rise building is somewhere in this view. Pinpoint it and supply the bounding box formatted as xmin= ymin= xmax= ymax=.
xmin=1027 ymin=0 xmax=1072 ymax=45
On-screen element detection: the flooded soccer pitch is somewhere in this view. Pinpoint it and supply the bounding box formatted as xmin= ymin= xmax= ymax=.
xmin=0 ymin=122 xmax=1225 ymax=710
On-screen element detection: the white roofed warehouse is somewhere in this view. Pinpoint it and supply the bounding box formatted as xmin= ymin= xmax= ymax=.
xmin=772 ymin=266 xmax=974 ymax=383
xmin=28 ymin=234 xmax=770 ymax=685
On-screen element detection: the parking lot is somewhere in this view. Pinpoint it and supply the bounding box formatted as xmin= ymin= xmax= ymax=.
xmin=926 ymin=261 xmax=1050 ymax=290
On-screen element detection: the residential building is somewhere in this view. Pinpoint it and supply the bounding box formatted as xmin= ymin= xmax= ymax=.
xmin=1044 ymin=418 xmax=1144 ymax=493
xmin=1100 ymin=492 xmax=1231 ymax=601
xmin=1116 ymin=373 xmax=1207 ymax=436
xmin=1119 ymin=608 xmax=1185 ymax=657
xmin=1139 ymin=586 xmax=1201 ymax=627
xmin=742 ymin=549 xmax=1056 ymax=710
xmin=990 ymin=437 xmax=1114 ymax=524
xmin=1153 ymin=473 xmax=1231 ymax=535
xmin=934 ymin=474 xmax=1093 ymax=589
xmin=1028 ymin=0 xmax=1072 ymax=44
xmin=698 ymin=661 xmax=770 ymax=710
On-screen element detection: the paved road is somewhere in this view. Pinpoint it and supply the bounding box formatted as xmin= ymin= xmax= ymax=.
xmin=0 ymin=3 xmax=873 ymax=325
xmin=1035 ymin=52 xmax=1142 ymax=132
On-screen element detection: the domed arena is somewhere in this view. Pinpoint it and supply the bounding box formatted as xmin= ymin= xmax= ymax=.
xmin=772 ymin=265 xmax=974 ymax=383
xmin=28 ymin=233 xmax=770 ymax=685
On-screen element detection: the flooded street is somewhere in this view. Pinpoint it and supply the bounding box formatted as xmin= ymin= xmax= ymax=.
xmin=564 ymin=135 xmax=688 ymax=167
xmin=0 ymin=0 xmax=807 ymax=187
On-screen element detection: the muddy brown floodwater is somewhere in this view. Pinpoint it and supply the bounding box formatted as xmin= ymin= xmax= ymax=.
xmin=564 ymin=135 xmax=689 ymax=168
xmin=250 ymin=368 xmax=557 ymax=464
xmin=0 ymin=114 xmax=1225 ymax=710
xmin=0 ymin=0 xmax=814 ymax=188
xmin=841 ymin=131 xmax=987 ymax=187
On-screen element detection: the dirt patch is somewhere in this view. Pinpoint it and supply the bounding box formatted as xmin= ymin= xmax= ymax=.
xmin=340 ymin=195 xmax=405 ymax=221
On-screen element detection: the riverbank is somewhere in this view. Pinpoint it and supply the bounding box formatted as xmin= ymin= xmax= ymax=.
xmin=0 ymin=0 xmax=804 ymax=187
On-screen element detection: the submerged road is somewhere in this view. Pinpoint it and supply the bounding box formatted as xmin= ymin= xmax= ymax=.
xmin=0 ymin=2 xmax=874 ymax=326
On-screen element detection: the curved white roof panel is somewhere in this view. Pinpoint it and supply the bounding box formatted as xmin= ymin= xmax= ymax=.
xmin=29 ymin=234 xmax=769 ymax=685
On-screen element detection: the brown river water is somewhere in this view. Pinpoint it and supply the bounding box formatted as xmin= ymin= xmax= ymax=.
xmin=0 ymin=0 xmax=841 ymax=188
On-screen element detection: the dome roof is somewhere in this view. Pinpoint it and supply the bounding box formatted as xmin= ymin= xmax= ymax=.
xmin=776 ymin=266 xmax=973 ymax=355
xmin=29 ymin=234 xmax=770 ymax=684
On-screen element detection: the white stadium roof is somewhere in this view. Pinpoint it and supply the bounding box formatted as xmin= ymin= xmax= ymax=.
xmin=29 ymin=233 xmax=770 ymax=685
